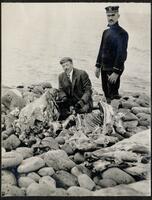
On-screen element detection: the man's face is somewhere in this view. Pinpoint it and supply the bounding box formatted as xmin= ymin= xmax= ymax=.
xmin=61 ymin=61 xmax=73 ymax=74
xmin=106 ymin=12 xmax=120 ymax=25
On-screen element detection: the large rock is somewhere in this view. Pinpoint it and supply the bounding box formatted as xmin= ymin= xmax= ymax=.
xmin=38 ymin=167 xmax=55 ymax=176
xmin=52 ymin=170 xmax=78 ymax=189
xmin=98 ymin=178 xmax=117 ymax=188
xmin=93 ymin=184 xmax=144 ymax=196
xmin=131 ymin=107 xmax=150 ymax=115
xmin=39 ymin=176 xmax=56 ymax=188
xmin=2 ymin=184 xmax=25 ymax=196
xmin=122 ymin=112 xmax=138 ymax=121
xmin=61 ymin=143 xmax=74 ymax=155
xmin=26 ymin=182 xmax=55 ymax=196
xmin=78 ymin=174 xmax=95 ymax=191
xmin=17 ymin=156 xmax=45 ymax=173
xmin=2 ymin=170 xmax=17 ymax=185
xmin=123 ymin=120 xmax=138 ymax=129
xmin=3 ymin=135 xmax=21 ymax=151
xmin=18 ymin=177 xmax=36 ymax=188
xmin=55 ymin=136 xmax=65 ymax=145
xmin=41 ymin=137 xmax=59 ymax=150
xmin=121 ymin=101 xmax=139 ymax=109
xmin=102 ymin=167 xmax=135 ymax=184
xmin=44 ymin=150 xmax=75 ymax=171
xmin=15 ymin=147 xmax=33 ymax=159
xmin=2 ymin=151 xmax=23 ymax=169
xmin=74 ymin=152 xmax=85 ymax=164
xmin=27 ymin=172 xmax=41 ymax=182
xmin=67 ymin=186 xmax=93 ymax=196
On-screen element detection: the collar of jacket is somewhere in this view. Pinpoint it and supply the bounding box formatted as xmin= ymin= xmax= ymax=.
xmin=108 ymin=22 xmax=119 ymax=29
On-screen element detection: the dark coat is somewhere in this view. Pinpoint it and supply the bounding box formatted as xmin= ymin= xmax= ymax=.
xmin=58 ymin=68 xmax=93 ymax=109
xmin=95 ymin=22 xmax=129 ymax=74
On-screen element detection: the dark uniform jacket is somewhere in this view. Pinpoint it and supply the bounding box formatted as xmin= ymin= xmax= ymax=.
xmin=58 ymin=68 xmax=93 ymax=110
xmin=95 ymin=22 xmax=129 ymax=74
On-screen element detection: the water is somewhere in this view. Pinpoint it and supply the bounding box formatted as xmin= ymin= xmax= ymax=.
xmin=2 ymin=3 xmax=151 ymax=95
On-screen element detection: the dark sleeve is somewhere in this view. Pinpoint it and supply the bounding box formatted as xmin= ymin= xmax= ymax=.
xmin=58 ymin=74 xmax=67 ymax=99
xmin=80 ymin=71 xmax=92 ymax=103
xmin=113 ymin=31 xmax=129 ymax=74
xmin=95 ymin=31 xmax=105 ymax=68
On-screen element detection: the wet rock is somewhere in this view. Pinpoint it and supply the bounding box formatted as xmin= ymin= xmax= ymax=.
xmin=17 ymin=156 xmax=45 ymax=173
xmin=3 ymin=134 xmax=21 ymax=151
xmin=38 ymin=167 xmax=55 ymax=176
xmin=123 ymin=120 xmax=138 ymax=129
xmin=41 ymin=137 xmax=59 ymax=150
xmin=39 ymin=176 xmax=56 ymax=188
xmin=93 ymin=184 xmax=144 ymax=196
xmin=141 ymin=155 xmax=151 ymax=164
xmin=122 ymin=112 xmax=138 ymax=121
xmin=78 ymin=174 xmax=95 ymax=191
xmin=61 ymin=143 xmax=74 ymax=155
xmin=2 ymin=184 xmax=26 ymax=196
xmin=26 ymin=182 xmax=55 ymax=196
xmin=15 ymin=147 xmax=33 ymax=159
xmin=131 ymin=107 xmax=150 ymax=115
xmin=18 ymin=177 xmax=36 ymax=188
xmin=55 ymin=136 xmax=65 ymax=145
xmin=44 ymin=150 xmax=76 ymax=171
xmin=74 ymin=152 xmax=85 ymax=164
xmin=67 ymin=186 xmax=93 ymax=196
xmin=39 ymin=82 xmax=52 ymax=89
xmin=102 ymin=167 xmax=135 ymax=184
xmin=27 ymin=172 xmax=41 ymax=182
xmin=2 ymin=170 xmax=17 ymax=185
xmin=98 ymin=178 xmax=117 ymax=188
xmin=2 ymin=151 xmax=23 ymax=169
xmin=52 ymin=170 xmax=78 ymax=189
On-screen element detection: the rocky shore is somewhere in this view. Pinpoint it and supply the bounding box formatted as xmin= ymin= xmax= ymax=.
xmin=1 ymin=83 xmax=151 ymax=196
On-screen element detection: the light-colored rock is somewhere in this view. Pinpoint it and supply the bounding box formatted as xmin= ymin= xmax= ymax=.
xmin=17 ymin=156 xmax=45 ymax=173
xmin=74 ymin=152 xmax=85 ymax=164
xmin=54 ymin=188 xmax=69 ymax=196
xmin=15 ymin=147 xmax=33 ymax=159
xmin=71 ymin=166 xmax=83 ymax=177
xmin=26 ymin=182 xmax=55 ymax=196
xmin=55 ymin=136 xmax=65 ymax=145
xmin=27 ymin=172 xmax=41 ymax=182
xmin=44 ymin=150 xmax=75 ymax=170
xmin=93 ymin=184 xmax=144 ymax=196
xmin=61 ymin=143 xmax=74 ymax=155
xmin=121 ymin=101 xmax=139 ymax=109
xmin=78 ymin=174 xmax=95 ymax=191
xmin=67 ymin=186 xmax=93 ymax=196
xmin=38 ymin=167 xmax=55 ymax=176
xmin=18 ymin=177 xmax=36 ymax=188
xmin=131 ymin=107 xmax=150 ymax=115
xmin=41 ymin=137 xmax=59 ymax=150
xmin=39 ymin=176 xmax=56 ymax=188
xmin=2 ymin=184 xmax=25 ymax=196
xmin=52 ymin=170 xmax=78 ymax=189
xmin=123 ymin=120 xmax=138 ymax=129
xmin=3 ymin=135 xmax=21 ymax=150
xmin=2 ymin=151 xmax=23 ymax=169
xmin=102 ymin=167 xmax=135 ymax=184
xmin=2 ymin=147 xmax=6 ymax=154
xmin=98 ymin=178 xmax=117 ymax=188
xmin=2 ymin=170 xmax=17 ymax=185
xmin=122 ymin=112 xmax=138 ymax=121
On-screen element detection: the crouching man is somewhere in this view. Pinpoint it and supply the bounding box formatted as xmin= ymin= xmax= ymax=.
xmin=57 ymin=57 xmax=93 ymax=119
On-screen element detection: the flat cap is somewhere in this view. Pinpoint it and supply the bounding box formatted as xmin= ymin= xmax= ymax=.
xmin=105 ymin=6 xmax=119 ymax=13
xmin=59 ymin=57 xmax=73 ymax=64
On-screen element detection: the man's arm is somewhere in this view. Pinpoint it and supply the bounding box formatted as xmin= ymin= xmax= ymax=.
xmin=58 ymin=74 xmax=67 ymax=101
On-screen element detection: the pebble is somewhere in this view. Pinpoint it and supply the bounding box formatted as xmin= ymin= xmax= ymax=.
xmin=17 ymin=156 xmax=45 ymax=173
xmin=44 ymin=150 xmax=76 ymax=171
xmin=121 ymin=101 xmax=139 ymax=109
xmin=71 ymin=166 xmax=83 ymax=177
xmin=2 ymin=184 xmax=26 ymax=196
xmin=26 ymin=182 xmax=55 ymax=196
xmin=74 ymin=152 xmax=85 ymax=164
xmin=122 ymin=112 xmax=138 ymax=121
xmin=123 ymin=120 xmax=138 ymax=129
xmin=18 ymin=177 xmax=36 ymax=188
xmin=78 ymin=174 xmax=95 ymax=191
xmin=2 ymin=151 xmax=23 ymax=169
xmin=61 ymin=143 xmax=74 ymax=155
xmin=67 ymin=186 xmax=93 ymax=196
xmin=52 ymin=170 xmax=78 ymax=189
xmin=102 ymin=167 xmax=135 ymax=184
xmin=3 ymin=135 xmax=21 ymax=151
xmin=55 ymin=136 xmax=65 ymax=145
xmin=15 ymin=147 xmax=33 ymax=159
xmin=39 ymin=176 xmax=56 ymax=188
xmin=2 ymin=170 xmax=17 ymax=185
xmin=27 ymin=172 xmax=41 ymax=182
xmin=38 ymin=167 xmax=55 ymax=176
xmin=41 ymin=137 xmax=59 ymax=150
xmin=131 ymin=107 xmax=150 ymax=115
xmin=98 ymin=178 xmax=117 ymax=188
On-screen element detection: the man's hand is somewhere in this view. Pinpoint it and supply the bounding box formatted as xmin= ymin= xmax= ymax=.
xmin=108 ymin=72 xmax=119 ymax=83
xmin=95 ymin=67 xmax=100 ymax=78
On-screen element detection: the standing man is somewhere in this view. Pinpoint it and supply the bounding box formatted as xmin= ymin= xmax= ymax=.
xmin=95 ymin=6 xmax=129 ymax=104
xmin=57 ymin=57 xmax=93 ymax=119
